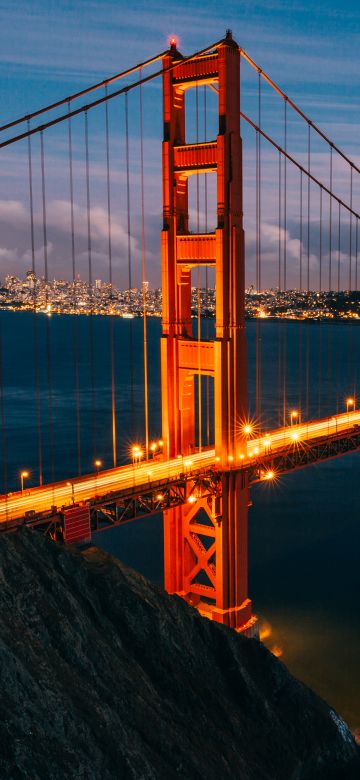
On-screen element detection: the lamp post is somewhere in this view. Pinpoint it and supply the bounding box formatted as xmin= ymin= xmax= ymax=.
xmin=346 ymin=397 xmax=354 ymax=415
xmin=67 ymin=481 xmax=75 ymax=504
xmin=132 ymin=446 xmax=143 ymax=466
xmin=290 ymin=410 xmax=300 ymax=426
xmin=20 ymin=470 xmax=29 ymax=495
xmin=94 ymin=459 xmax=102 ymax=495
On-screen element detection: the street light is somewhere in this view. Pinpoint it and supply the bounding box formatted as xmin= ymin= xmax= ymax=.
xmin=67 ymin=481 xmax=75 ymax=504
xmin=346 ymin=397 xmax=354 ymax=414
xmin=290 ymin=410 xmax=300 ymax=425
xmin=132 ymin=446 xmax=143 ymax=465
xmin=20 ymin=470 xmax=29 ymax=494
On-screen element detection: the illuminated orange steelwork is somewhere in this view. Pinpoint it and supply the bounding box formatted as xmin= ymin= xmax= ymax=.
xmin=161 ymin=31 xmax=255 ymax=634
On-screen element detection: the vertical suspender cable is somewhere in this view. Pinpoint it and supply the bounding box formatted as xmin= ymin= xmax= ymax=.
xmin=105 ymin=89 xmax=117 ymax=467
xmin=305 ymin=125 xmax=310 ymax=418
xmin=282 ymin=102 xmax=287 ymax=425
xmin=348 ymin=168 xmax=354 ymax=402
xmin=327 ymin=150 xmax=333 ymax=413
xmin=196 ymin=84 xmax=202 ymax=451
xmin=204 ymin=85 xmax=210 ymax=446
xmin=329 ymin=148 xmax=333 ymax=290
xmin=0 ymin=316 xmax=7 ymax=495
xmin=355 ymin=218 xmax=358 ymax=400
xmin=85 ymin=111 xmax=97 ymax=463
xmin=349 ymin=167 xmax=353 ymax=290
xmin=298 ymin=169 xmax=303 ymax=414
xmin=255 ymin=72 xmax=262 ymax=425
xmin=40 ymin=131 xmax=55 ymax=481
xmin=125 ymin=93 xmax=135 ymax=431
xmin=277 ymin=150 xmax=282 ymax=426
xmin=68 ymin=102 xmax=82 ymax=475
xmin=318 ymin=187 xmax=323 ymax=417
xmin=139 ymin=72 xmax=149 ymax=460
xmin=336 ymin=201 xmax=341 ymax=413
xmin=356 ymin=218 xmax=358 ymax=290
xmin=28 ymin=125 xmax=43 ymax=485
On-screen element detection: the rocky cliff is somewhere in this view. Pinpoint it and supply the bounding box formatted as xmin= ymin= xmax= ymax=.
xmin=0 ymin=528 xmax=358 ymax=779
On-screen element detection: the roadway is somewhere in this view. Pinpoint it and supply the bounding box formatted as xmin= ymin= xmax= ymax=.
xmin=1 ymin=409 xmax=360 ymax=523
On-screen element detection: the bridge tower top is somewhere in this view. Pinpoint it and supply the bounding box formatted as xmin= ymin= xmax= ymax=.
xmin=161 ymin=31 xmax=246 ymax=467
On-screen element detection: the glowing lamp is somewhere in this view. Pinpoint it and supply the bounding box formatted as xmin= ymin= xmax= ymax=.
xmin=94 ymin=459 xmax=102 ymax=468
xmin=243 ymin=424 xmax=252 ymax=435
xmin=264 ymin=470 xmax=274 ymax=480
xmin=292 ymin=432 xmax=299 ymax=442
xmin=188 ymin=495 xmax=196 ymax=504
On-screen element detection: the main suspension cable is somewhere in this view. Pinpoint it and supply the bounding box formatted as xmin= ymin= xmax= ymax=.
xmin=0 ymin=51 xmax=168 ymax=134
xmin=0 ymin=39 xmax=225 ymax=149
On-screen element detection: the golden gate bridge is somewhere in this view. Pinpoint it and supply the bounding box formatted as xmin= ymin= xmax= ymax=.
xmin=0 ymin=31 xmax=359 ymax=636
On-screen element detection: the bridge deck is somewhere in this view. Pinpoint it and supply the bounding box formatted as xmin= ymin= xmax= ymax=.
xmin=1 ymin=410 xmax=360 ymax=527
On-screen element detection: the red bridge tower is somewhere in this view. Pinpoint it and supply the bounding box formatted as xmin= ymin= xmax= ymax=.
xmin=161 ymin=32 xmax=257 ymax=635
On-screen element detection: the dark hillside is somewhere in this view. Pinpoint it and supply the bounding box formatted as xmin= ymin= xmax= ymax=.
xmin=0 ymin=529 xmax=358 ymax=779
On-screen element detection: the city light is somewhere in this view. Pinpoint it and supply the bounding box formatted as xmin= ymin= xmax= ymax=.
xmin=156 ymin=493 xmax=164 ymax=502
xmin=94 ymin=459 xmax=102 ymax=469
xmin=228 ymin=455 xmax=234 ymax=462
xmin=291 ymin=432 xmax=299 ymax=442
xmin=188 ymin=495 xmax=196 ymax=504
xmin=243 ymin=424 xmax=252 ymax=435
xmin=290 ymin=410 xmax=299 ymax=425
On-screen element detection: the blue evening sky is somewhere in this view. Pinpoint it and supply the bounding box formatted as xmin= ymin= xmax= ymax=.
xmin=0 ymin=0 xmax=359 ymax=288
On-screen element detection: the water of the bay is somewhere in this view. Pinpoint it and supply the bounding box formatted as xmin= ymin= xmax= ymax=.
xmin=1 ymin=310 xmax=359 ymax=732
